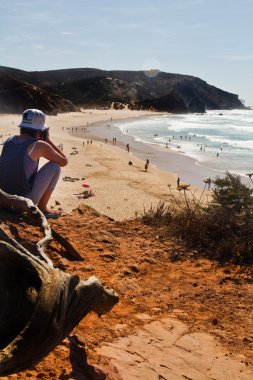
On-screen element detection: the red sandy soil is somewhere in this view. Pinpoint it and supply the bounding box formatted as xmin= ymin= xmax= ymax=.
xmin=1 ymin=205 xmax=252 ymax=379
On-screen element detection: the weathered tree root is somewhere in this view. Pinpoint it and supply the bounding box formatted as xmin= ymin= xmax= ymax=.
xmin=0 ymin=190 xmax=119 ymax=376
xmin=0 ymin=189 xmax=83 ymax=263
xmin=0 ymin=240 xmax=119 ymax=375
xmin=51 ymin=227 xmax=84 ymax=261
xmin=0 ymin=189 xmax=53 ymax=266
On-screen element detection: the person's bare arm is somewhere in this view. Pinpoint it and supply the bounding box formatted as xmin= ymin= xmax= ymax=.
xmin=29 ymin=140 xmax=68 ymax=167
xmin=45 ymin=133 xmax=66 ymax=159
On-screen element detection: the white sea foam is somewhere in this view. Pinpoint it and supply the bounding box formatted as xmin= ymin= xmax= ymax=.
xmin=117 ymin=109 xmax=253 ymax=175
xmin=204 ymin=135 xmax=253 ymax=149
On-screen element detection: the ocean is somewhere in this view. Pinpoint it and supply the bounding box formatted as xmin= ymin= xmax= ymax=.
xmin=116 ymin=109 xmax=253 ymax=179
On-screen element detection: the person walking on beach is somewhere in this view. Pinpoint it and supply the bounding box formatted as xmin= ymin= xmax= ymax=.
xmin=145 ymin=159 xmax=149 ymax=172
xmin=145 ymin=158 xmax=150 ymax=171
xmin=0 ymin=109 xmax=68 ymax=218
xmin=126 ymin=143 xmax=130 ymax=152
xmin=177 ymin=177 xmax=180 ymax=188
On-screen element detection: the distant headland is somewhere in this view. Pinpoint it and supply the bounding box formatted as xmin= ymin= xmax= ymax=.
xmin=0 ymin=66 xmax=247 ymax=114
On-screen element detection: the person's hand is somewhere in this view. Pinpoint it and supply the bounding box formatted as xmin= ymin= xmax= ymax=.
xmin=45 ymin=128 xmax=50 ymax=142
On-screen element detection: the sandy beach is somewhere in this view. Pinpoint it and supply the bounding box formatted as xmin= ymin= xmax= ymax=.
xmin=0 ymin=109 xmax=210 ymax=220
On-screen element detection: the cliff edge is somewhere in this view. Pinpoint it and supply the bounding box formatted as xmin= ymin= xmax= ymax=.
xmin=0 ymin=204 xmax=252 ymax=379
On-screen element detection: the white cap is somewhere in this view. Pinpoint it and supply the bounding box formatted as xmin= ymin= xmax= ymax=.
xmin=18 ymin=109 xmax=48 ymax=131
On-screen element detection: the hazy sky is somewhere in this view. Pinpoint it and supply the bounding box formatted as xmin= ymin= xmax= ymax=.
xmin=1 ymin=0 xmax=252 ymax=105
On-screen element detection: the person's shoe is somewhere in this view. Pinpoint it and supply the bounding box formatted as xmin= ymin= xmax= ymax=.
xmin=44 ymin=210 xmax=63 ymax=219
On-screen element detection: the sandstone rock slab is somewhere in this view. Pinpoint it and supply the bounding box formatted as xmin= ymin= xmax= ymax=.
xmin=99 ymin=318 xmax=252 ymax=380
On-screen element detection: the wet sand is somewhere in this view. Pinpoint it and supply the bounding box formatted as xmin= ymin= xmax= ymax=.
xmin=82 ymin=118 xmax=219 ymax=188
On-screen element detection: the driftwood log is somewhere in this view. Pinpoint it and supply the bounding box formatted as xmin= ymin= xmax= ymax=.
xmin=0 ymin=190 xmax=53 ymax=266
xmin=0 ymin=190 xmax=119 ymax=376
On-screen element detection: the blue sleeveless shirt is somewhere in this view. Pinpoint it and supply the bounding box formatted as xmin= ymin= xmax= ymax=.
xmin=0 ymin=136 xmax=38 ymax=196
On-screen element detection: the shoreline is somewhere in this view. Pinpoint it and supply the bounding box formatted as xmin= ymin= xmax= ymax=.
xmin=81 ymin=116 xmax=221 ymax=188
xmin=0 ymin=110 xmax=211 ymax=220
xmin=85 ymin=109 xmax=253 ymax=186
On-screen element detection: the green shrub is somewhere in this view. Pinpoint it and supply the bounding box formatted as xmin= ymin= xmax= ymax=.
xmin=212 ymin=172 xmax=253 ymax=211
xmin=141 ymin=172 xmax=253 ymax=263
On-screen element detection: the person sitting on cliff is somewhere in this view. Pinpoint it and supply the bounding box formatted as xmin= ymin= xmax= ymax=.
xmin=0 ymin=109 xmax=68 ymax=218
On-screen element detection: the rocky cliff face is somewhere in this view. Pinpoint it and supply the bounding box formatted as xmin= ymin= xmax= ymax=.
xmin=0 ymin=69 xmax=78 ymax=114
xmin=0 ymin=66 xmax=246 ymax=114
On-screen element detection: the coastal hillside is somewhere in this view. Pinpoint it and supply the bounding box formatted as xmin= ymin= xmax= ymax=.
xmin=0 ymin=66 xmax=246 ymax=114
xmin=0 ymin=205 xmax=252 ymax=379
xmin=0 ymin=68 xmax=79 ymax=114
